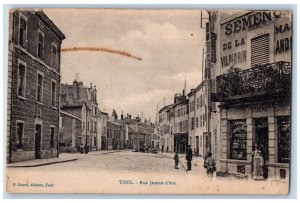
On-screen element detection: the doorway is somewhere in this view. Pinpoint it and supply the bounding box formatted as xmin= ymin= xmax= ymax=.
xmin=255 ymin=117 xmax=269 ymax=179
xmin=195 ymin=136 xmax=199 ymax=155
xmin=35 ymin=124 xmax=42 ymax=159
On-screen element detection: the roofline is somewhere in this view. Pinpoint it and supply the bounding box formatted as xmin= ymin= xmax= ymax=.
xmin=60 ymin=110 xmax=82 ymax=121
xmin=35 ymin=10 xmax=66 ymax=40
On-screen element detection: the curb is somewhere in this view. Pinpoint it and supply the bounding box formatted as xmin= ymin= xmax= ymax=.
xmin=7 ymin=158 xmax=78 ymax=168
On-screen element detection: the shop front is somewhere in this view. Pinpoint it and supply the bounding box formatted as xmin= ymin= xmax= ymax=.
xmin=174 ymin=133 xmax=188 ymax=154
xmin=213 ymin=10 xmax=291 ymax=181
xmin=218 ymin=97 xmax=290 ymax=181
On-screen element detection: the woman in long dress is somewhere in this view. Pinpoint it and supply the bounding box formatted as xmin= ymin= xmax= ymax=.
xmin=252 ymin=145 xmax=264 ymax=180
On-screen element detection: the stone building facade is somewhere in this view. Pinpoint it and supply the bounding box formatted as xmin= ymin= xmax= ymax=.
xmin=210 ymin=10 xmax=291 ymax=181
xmin=7 ymin=10 xmax=65 ymax=163
xmin=59 ymin=110 xmax=82 ymax=152
xmin=61 ymin=80 xmax=99 ymax=151
xmin=97 ymin=110 xmax=109 ymax=150
xmin=187 ymin=80 xmax=209 ymax=157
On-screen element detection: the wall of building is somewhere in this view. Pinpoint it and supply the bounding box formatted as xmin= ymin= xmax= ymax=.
xmin=9 ymin=11 xmax=64 ymax=163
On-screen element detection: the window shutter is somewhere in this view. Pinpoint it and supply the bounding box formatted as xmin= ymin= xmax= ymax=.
xmin=251 ymin=34 xmax=270 ymax=67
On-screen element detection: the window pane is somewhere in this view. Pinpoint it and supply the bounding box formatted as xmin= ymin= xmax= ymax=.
xmin=18 ymin=64 xmax=25 ymax=97
xmin=50 ymin=127 xmax=55 ymax=148
xmin=38 ymin=32 xmax=44 ymax=58
xmin=230 ymin=119 xmax=247 ymax=160
xmin=19 ymin=18 xmax=27 ymax=47
xmin=51 ymin=82 xmax=56 ymax=106
xmin=37 ymin=74 xmax=43 ymax=102
xmin=278 ymin=117 xmax=290 ymax=163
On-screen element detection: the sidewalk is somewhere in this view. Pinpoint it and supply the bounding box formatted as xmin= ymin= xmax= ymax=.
xmin=158 ymin=152 xmax=207 ymax=176
xmin=6 ymin=153 xmax=80 ymax=168
xmin=6 ymin=149 xmax=125 ymax=168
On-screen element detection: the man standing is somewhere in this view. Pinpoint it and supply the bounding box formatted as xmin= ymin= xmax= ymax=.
xmin=205 ymin=152 xmax=216 ymax=178
xmin=186 ymin=145 xmax=193 ymax=171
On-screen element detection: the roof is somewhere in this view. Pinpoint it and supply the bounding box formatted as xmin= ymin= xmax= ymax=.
xmin=128 ymin=123 xmax=153 ymax=135
xmin=35 ymin=10 xmax=66 ymax=40
xmin=173 ymin=99 xmax=189 ymax=108
xmin=60 ymin=110 xmax=82 ymax=121
xmin=158 ymin=104 xmax=173 ymax=113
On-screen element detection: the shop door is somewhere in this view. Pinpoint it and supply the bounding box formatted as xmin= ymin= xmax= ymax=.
xmin=35 ymin=124 xmax=42 ymax=159
xmin=255 ymin=117 xmax=269 ymax=179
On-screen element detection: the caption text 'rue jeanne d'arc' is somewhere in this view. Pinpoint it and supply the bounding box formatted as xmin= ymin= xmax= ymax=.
xmin=119 ymin=180 xmax=176 ymax=186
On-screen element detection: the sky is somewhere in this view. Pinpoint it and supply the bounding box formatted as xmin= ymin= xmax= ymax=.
xmin=44 ymin=9 xmax=207 ymax=122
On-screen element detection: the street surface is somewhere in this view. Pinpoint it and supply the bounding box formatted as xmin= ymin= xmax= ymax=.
xmin=9 ymin=150 xmax=206 ymax=175
xmin=6 ymin=150 xmax=289 ymax=194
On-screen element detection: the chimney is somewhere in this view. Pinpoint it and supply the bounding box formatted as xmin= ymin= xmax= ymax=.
xmin=73 ymin=80 xmax=79 ymax=100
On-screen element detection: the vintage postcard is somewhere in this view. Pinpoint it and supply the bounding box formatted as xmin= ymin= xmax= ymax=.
xmin=5 ymin=8 xmax=292 ymax=194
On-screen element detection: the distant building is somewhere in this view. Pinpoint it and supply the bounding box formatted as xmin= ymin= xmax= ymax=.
xmin=61 ymin=80 xmax=99 ymax=151
xmin=107 ymin=109 xmax=125 ymax=150
xmin=173 ymin=91 xmax=189 ymax=154
xmin=187 ymin=80 xmax=209 ymax=157
xmin=59 ymin=110 xmax=82 ymax=152
xmin=7 ymin=10 xmax=65 ymax=163
xmin=127 ymin=118 xmax=154 ymax=150
xmin=60 ymin=101 xmax=87 ymax=152
xmin=158 ymin=104 xmax=173 ymax=152
xmin=97 ymin=110 xmax=109 ymax=150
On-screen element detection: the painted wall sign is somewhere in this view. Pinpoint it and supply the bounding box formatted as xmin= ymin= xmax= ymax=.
xmin=221 ymin=50 xmax=247 ymax=68
xmin=224 ymin=11 xmax=272 ymax=35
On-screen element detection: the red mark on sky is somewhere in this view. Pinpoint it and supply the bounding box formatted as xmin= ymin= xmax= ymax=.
xmin=61 ymin=47 xmax=142 ymax=61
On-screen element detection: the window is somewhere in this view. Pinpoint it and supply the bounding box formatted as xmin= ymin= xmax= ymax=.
xmin=251 ymin=34 xmax=270 ymax=67
xmin=51 ymin=43 xmax=58 ymax=69
xmin=191 ymin=117 xmax=194 ymax=130
xmin=37 ymin=73 xmax=43 ymax=102
xmin=17 ymin=62 xmax=26 ymax=97
xmin=197 ymin=98 xmax=199 ymax=109
xmin=196 ymin=117 xmax=199 ymax=128
xmin=87 ymin=121 xmax=89 ymax=131
xmin=37 ymin=31 xmax=44 ymax=59
xmin=200 ymin=116 xmax=202 ymax=128
xmin=51 ymin=81 xmax=56 ymax=107
xmin=83 ymin=122 xmax=85 ymax=131
xmin=230 ymin=119 xmax=247 ymax=160
xmin=19 ymin=16 xmax=27 ymax=48
xmin=203 ymin=114 xmax=205 ymax=126
xmin=278 ymin=117 xmax=290 ymax=163
xmin=50 ymin=127 xmax=55 ymax=148
xmin=16 ymin=122 xmax=24 ymax=149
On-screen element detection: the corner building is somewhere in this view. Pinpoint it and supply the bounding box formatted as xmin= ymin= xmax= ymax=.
xmin=7 ymin=10 xmax=65 ymax=163
xmin=211 ymin=10 xmax=291 ymax=181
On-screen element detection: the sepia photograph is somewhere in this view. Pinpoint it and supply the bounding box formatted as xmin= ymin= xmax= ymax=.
xmin=5 ymin=8 xmax=292 ymax=195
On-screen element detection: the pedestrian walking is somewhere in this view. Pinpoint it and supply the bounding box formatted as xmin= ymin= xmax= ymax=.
xmin=186 ymin=145 xmax=193 ymax=171
xmin=205 ymin=152 xmax=216 ymax=178
xmin=174 ymin=151 xmax=179 ymax=169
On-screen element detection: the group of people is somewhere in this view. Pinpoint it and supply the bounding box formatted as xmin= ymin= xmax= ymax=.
xmin=172 ymin=143 xmax=267 ymax=180
xmin=173 ymin=145 xmax=216 ymax=177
